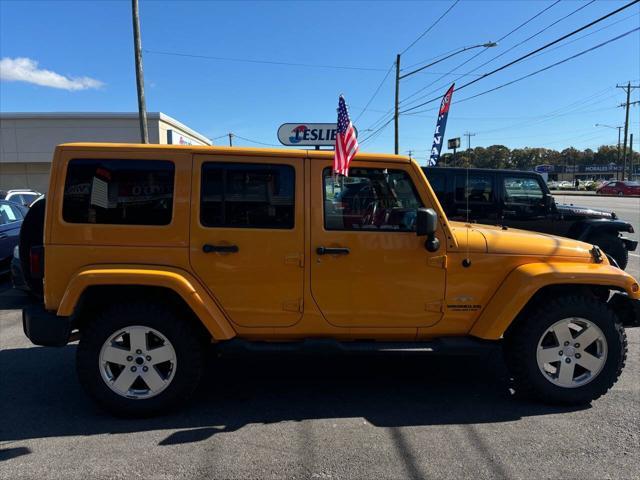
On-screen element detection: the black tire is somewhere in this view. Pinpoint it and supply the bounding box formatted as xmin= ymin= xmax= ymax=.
xmin=76 ymin=302 xmax=207 ymax=417
xmin=504 ymin=295 xmax=627 ymax=405
xmin=590 ymin=233 xmax=628 ymax=270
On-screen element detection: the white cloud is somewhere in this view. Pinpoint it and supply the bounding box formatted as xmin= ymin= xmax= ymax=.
xmin=0 ymin=57 xmax=104 ymax=91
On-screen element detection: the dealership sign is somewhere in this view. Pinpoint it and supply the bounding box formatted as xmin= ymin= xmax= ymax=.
xmin=167 ymin=129 xmax=206 ymax=146
xmin=534 ymin=164 xmax=554 ymax=173
xmin=277 ymin=123 xmax=357 ymax=147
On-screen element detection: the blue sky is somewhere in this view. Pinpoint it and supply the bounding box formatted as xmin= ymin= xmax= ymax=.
xmin=1 ymin=0 xmax=639 ymax=162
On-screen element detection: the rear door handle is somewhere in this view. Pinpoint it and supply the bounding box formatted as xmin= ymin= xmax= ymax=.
xmin=203 ymin=244 xmax=239 ymax=253
xmin=316 ymin=246 xmax=350 ymax=255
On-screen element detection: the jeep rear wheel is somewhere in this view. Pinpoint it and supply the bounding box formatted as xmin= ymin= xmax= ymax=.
xmin=504 ymin=295 xmax=626 ymax=405
xmin=590 ymin=233 xmax=628 ymax=270
xmin=77 ymin=303 xmax=206 ymax=417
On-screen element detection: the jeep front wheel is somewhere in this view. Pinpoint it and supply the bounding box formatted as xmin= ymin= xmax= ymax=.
xmin=590 ymin=233 xmax=628 ymax=270
xmin=77 ymin=303 xmax=206 ymax=417
xmin=504 ymin=295 xmax=627 ymax=404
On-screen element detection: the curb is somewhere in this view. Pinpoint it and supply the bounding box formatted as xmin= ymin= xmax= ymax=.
xmin=549 ymin=191 xmax=640 ymax=198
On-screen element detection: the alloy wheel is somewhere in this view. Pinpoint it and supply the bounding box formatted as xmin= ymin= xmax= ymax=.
xmin=99 ymin=326 xmax=177 ymax=399
xmin=536 ymin=317 xmax=607 ymax=388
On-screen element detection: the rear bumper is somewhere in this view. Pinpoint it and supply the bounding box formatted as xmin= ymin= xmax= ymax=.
xmin=22 ymin=304 xmax=71 ymax=346
xmin=609 ymin=292 xmax=640 ymax=328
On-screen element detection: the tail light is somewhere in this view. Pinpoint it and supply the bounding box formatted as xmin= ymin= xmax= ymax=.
xmin=30 ymin=246 xmax=44 ymax=279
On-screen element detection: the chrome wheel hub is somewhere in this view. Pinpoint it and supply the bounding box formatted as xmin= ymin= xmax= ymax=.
xmin=536 ymin=317 xmax=607 ymax=388
xmin=99 ymin=326 xmax=177 ymax=399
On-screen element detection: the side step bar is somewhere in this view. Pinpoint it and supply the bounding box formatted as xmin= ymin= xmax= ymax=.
xmin=217 ymin=337 xmax=498 ymax=356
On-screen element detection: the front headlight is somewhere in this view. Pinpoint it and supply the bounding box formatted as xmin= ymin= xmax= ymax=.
xmin=13 ymin=245 xmax=19 ymax=260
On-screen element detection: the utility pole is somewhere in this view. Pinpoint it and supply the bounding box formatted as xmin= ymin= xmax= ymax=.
xmin=406 ymin=150 xmax=413 ymax=160
xmin=464 ymin=132 xmax=476 ymax=150
xmin=131 ymin=0 xmax=148 ymax=144
xmin=391 ymin=42 xmax=497 ymax=155
xmin=228 ymin=133 xmax=234 ymax=147
xmin=394 ymin=54 xmax=400 ymax=155
xmin=617 ymin=82 xmax=639 ymax=180
xmin=630 ymin=133 xmax=635 ymax=180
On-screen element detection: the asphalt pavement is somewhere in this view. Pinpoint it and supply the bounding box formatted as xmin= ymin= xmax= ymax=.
xmin=1 ymin=195 xmax=639 ymax=479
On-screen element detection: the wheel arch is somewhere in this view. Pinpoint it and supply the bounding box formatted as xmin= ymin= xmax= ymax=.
xmin=469 ymin=262 xmax=639 ymax=340
xmin=59 ymin=266 xmax=236 ymax=341
xmin=570 ymin=219 xmax=633 ymax=242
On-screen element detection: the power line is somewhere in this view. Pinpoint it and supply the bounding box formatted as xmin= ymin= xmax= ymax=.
xmin=354 ymin=61 xmax=395 ymax=123
xmin=405 ymin=27 xmax=638 ymax=116
xmin=449 ymin=29 xmax=639 ymax=107
xmin=400 ymin=0 xmax=460 ymax=55
xmin=468 ymin=0 xmax=596 ymax=78
xmin=144 ymin=49 xmax=387 ymax=72
xmin=231 ymin=134 xmax=281 ymax=147
xmin=399 ymin=0 xmax=563 ymax=107
xmin=400 ymin=0 xmax=640 ymax=114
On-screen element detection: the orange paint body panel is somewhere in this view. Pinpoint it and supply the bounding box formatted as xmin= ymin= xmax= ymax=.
xmin=41 ymin=143 xmax=640 ymax=343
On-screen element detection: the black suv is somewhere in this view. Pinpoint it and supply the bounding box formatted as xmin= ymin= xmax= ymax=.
xmin=422 ymin=167 xmax=637 ymax=269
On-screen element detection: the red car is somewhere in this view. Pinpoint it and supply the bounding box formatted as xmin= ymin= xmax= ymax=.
xmin=596 ymin=180 xmax=640 ymax=196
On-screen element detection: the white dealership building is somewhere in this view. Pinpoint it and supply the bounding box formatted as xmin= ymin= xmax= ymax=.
xmin=0 ymin=112 xmax=211 ymax=192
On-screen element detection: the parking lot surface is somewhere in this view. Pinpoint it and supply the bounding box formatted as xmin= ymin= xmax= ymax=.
xmin=1 ymin=195 xmax=639 ymax=480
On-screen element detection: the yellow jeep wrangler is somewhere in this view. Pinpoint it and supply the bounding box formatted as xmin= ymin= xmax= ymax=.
xmin=22 ymin=143 xmax=640 ymax=416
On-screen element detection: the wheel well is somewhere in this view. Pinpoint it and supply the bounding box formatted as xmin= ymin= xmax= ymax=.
xmin=71 ymin=285 xmax=212 ymax=342
xmin=503 ymin=283 xmax=617 ymax=339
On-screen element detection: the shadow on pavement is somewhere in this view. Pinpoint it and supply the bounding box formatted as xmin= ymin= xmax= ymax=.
xmin=0 ymin=343 xmax=587 ymax=449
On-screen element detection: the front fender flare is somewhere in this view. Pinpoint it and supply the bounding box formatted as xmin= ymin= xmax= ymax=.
xmin=57 ymin=266 xmax=236 ymax=340
xmin=470 ymin=262 xmax=640 ymax=340
xmin=575 ymin=219 xmax=634 ymax=241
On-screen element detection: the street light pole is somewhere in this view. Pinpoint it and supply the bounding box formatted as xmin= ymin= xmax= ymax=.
xmin=393 ymin=41 xmax=497 ymax=155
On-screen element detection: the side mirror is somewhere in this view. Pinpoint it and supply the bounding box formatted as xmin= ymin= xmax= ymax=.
xmin=416 ymin=208 xmax=440 ymax=252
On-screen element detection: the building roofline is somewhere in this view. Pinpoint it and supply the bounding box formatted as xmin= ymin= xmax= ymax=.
xmin=0 ymin=112 xmax=211 ymax=145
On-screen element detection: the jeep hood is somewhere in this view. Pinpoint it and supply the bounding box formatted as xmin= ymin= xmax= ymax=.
xmin=450 ymin=222 xmax=593 ymax=258
xmin=555 ymin=202 xmax=616 ymax=219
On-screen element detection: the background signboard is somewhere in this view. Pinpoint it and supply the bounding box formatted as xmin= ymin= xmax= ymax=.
xmin=277 ymin=123 xmax=357 ymax=146
xmin=447 ymin=138 xmax=461 ymax=149
xmin=167 ymin=129 xmax=206 ymax=146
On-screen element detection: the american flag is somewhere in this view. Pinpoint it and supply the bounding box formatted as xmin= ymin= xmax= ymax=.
xmin=334 ymin=95 xmax=358 ymax=176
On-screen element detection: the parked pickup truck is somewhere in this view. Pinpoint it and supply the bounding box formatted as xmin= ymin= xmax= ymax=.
xmin=422 ymin=167 xmax=637 ymax=269
xmin=22 ymin=144 xmax=640 ymax=416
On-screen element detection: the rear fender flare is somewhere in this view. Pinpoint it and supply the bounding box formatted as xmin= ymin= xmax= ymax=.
xmin=469 ymin=262 xmax=640 ymax=340
xmin=57 ymin=266 xmax=236 ymax=340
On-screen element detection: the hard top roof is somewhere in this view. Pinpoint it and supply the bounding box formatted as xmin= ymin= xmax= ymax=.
xmin=57 ymin=143 xmax=410 ymax=163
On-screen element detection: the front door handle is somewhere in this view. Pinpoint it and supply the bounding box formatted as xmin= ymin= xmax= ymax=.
xmin=203 ymin=244 xmax=239 ymax=253
xmin=316 ymin=246 xmax=350 ymax=255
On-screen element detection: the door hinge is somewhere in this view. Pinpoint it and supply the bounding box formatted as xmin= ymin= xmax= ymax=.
xmin=425 ymin=301 xmax=444 ymax=313
xmin=428 ymin=255 xmax=447 ymax=268
xmin=283 ymin=298 xmax=303 ymax=313
xmin=285 ymin=253 xmax=304 ymax=268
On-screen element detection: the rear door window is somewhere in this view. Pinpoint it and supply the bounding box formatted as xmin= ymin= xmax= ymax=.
xmin=503 ymin=176 xmax=544 ymax=205
xmin=200 ymin=163 xmax=295 ymax=229
xmin=62 ymin=159 xmax=175 ymax=225
xmin=455 ymin=174 xmax=494 ymax=203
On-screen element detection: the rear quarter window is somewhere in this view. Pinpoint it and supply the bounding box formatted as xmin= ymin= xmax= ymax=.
xmin=62 ymin=159 xmax=175 ymax=225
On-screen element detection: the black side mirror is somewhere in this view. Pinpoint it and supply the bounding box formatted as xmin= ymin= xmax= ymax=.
xmin=416 ymin=208 xmax=440 ymax=252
